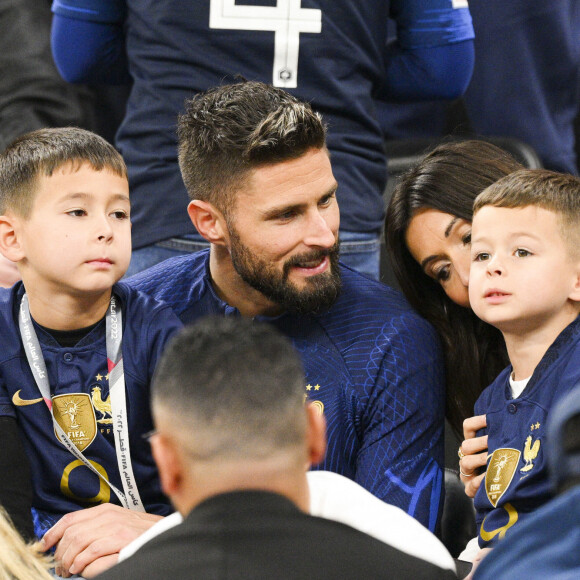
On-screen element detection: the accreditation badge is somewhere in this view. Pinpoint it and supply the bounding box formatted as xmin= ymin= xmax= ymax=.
xmin=52 ymin=394 xmax=97 ymax=452
xmin=485 ymin=448 xmax=521 ymax=507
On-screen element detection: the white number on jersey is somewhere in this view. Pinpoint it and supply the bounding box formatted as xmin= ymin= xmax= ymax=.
xmin=209 ymin=0 xmax=322 ymax=88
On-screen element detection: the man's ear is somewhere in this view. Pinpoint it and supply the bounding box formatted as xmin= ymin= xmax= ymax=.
xmin=305 ymin=402 xmax=327 ymax=468
xmin=0 ymin=214 xmax=25 ymax=262
xmin=187 ymin=200 xmax=228 ymax=246
xmin=151 ymin=432 xmax=184 ymax=498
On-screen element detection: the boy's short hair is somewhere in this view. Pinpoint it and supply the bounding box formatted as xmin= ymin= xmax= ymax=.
xmin=177 ymin=80 xmax=326 ymax=217
xmin=474 ymin=169 xmax=580 ymax=257
xmin=0 ymin=127 xmax=127 ymax=217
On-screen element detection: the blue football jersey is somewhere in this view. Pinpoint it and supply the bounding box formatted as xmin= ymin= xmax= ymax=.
xmin=473 ymin=315 xmax=580 ymax=548
xmin=0 ymin=283 xmax=182 ymax=538
xmin=52 ymin=0 xmax=473 ymax=249
xmin=128 ymin=250 xmax=446 ymax=531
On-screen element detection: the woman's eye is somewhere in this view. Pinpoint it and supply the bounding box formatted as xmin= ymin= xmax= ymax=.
xmin=435 ymin=267 xmax=450 ymax=282
xmin=462 ymin=232 xmax=472 ymax=245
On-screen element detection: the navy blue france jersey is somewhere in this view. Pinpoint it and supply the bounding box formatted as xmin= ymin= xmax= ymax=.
xmin=0 ymin=283 xmax=182 ymax=538
xmin=129 ymin=251 xmax=446 ymax=531
xmin=473 ymin=315 xmax=580 ymax=548
xmin=52 ymin=0 xmax=473 ymax=250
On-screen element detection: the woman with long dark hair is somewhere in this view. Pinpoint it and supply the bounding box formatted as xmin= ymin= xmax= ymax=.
xmin=386 ymin=140 xmax=523 ymax=437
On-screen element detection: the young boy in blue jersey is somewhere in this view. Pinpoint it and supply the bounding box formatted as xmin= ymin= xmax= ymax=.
xmin=462 ymin=169 xmax=580 ymax=572
xmin=0 ymin=128 xmax=181 ymax=570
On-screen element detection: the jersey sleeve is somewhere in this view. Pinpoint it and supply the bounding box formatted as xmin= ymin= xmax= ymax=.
xmin=390 ymin=0 xmax=474 ymax=49
xmin=355 ymin=314 xmax=446 ymax=533
xmin=380 ymin=0 xmax=474 ymax=101
xmin=51 ymin=0 xmax=130 ymax=84
xmin=51 ymin=0 xmax=124 ymax=24
xmin=142 ymin=305 xmax=183 ymax=381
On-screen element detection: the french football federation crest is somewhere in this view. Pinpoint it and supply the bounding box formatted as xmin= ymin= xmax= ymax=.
xmin=91 ymin=386 xmax=113 ymax=424
xmin=52 ymin=394 xmax=97 ymax=452
xmin=485 ymin=448 xmax=521 ymax=507
xmin=520 ymin=435 xmax=540 ymax=473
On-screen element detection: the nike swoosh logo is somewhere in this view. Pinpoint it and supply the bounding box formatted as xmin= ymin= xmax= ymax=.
xmin=12 ymin=390 xmax=44 ymax=406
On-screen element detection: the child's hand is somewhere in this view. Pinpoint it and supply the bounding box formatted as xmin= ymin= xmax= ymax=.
xmin=459 ymin=414 xmax=488 ymax=498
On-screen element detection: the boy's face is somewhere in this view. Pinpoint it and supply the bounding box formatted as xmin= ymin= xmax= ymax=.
xmin=469 ymin=205 xmax=580 ymax=335
xmin=14 ymin=162 xmax=131 ymax=297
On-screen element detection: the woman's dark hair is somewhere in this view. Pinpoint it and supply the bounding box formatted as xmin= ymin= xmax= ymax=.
xmin=385 ymin=140 xmax=523 ymax=435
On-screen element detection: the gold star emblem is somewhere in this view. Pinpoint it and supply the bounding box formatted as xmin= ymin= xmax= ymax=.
xmin=314 ymin=384 xmax=320 ymax=391
xmin=105 ymin=374 xmax=110 ymax=381
xmin=306 ymin=384 xmax=312 ymax=391
xmin=95 ymin=374 xmax=103 ymax=381
xmin=535 ymin=422 xmax=540 ymax=430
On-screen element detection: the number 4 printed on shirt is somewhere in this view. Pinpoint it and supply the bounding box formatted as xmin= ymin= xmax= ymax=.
xmin=209 ymin=0 xmax=322 ymax=88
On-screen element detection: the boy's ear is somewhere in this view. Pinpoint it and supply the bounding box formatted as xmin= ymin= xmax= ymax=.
xmin=569 ymin=263 xmax=580 ymax=302
xmin=0 ymin=214 xmax=25 ymax=262
xmin=187 ymin=200 xmax=229 ymax=246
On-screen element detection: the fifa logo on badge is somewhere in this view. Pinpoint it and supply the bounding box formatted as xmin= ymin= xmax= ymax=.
xmin=485 ymin=448 xmax=520 ymax=507
xmin=52 ymin=393 xmax=97 ymax=451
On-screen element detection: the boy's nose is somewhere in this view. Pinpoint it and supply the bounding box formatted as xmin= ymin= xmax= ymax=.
xmin=486 ymin=256 xmax=503 ymax=276
xmin=96 ymin=220 xmax=114 ymax=242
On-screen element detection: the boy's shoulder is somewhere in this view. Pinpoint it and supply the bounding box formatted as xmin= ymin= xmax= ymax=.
xmin=0 ymin=284 xmax=27 ymax=360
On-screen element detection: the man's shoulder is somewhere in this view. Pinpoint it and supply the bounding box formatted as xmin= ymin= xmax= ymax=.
xmin=317 ymin=264 xmax=440 ymax=344
xmin=98 ymin=490 xmax=455 ymax=580
xmin=125 ymin=251 xmax=209 ymax=317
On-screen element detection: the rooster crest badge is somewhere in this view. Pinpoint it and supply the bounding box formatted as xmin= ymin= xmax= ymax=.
xmin=91 ymin=386 xmax=113 ymax=424
xmin=520 ymin=434 xmax=541 ymax=473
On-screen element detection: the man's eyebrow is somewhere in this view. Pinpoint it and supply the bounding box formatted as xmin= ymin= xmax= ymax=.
xmin=262 ymin=183 xmax=337 ymax=219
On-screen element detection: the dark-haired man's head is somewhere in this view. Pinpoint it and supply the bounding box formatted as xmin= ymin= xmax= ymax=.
xmin=178 ymin=82 xmax=342 ymax=316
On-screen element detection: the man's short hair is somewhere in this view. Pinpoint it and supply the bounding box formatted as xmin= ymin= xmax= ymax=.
xmin=152 ymin=316 xmax=308 ymax=460
xmin=473 ymin=169 xmax=580 ymax=257
xmin=177 ymin=80 xmax=326 ymax=216
xmin=0 ymin=127 xmax=127 ymax=217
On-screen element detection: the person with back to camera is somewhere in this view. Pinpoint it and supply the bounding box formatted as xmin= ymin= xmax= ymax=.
xmin=95 ymin=316 xmax=457 ymax=580
xmin=386 ymin=140 xmax=522 ymax=441
xmin=461 ymin=169 xmax=580 ymax=576
xmin=0 ymin=127 xmax=182 ymax=576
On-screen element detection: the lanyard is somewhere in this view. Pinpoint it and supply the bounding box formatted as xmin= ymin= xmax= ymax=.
xmin=19 ymin=293 xmax=144 ymax=512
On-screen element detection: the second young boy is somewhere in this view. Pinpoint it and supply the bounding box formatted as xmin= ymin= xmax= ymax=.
xmin=467 ymin=169 xmax=580 ymax=560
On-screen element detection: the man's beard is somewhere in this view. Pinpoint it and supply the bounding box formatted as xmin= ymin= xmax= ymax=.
xmin=228 ymin=227 xmax=342 ymax=315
